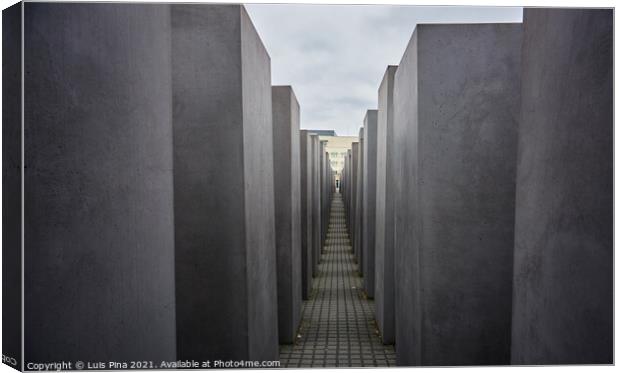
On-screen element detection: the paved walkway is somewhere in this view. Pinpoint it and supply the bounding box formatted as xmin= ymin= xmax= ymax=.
xmin=279 ymin=193 xmax=397 ymax=367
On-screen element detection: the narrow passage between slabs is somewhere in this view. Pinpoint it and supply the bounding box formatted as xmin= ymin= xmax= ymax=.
xmin=279 ymin=192 xmax=396 ymax=368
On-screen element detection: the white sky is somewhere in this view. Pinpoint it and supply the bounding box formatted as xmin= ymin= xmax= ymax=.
xmin=245 ymin=4 xmax=523 ymax=136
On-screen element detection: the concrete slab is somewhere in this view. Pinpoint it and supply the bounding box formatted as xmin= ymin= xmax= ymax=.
xmin=393 ymin=23 xmax=522 ymax=365
xmin=3 ymin=3 xmax=22 ymax=369
xmin=300 ymin=130 xmax=314 ymax=299
xmin=362 ymin=110 xmax=378 ymax=298
xmin=346 ymin=149 xmax=353 ymax=231
xmin=323 ymin=144 xmax=330 ymax=246
xmin=172 ymin=4 xmax=278 ymax=361
xmin=511 ymin=8 xmax=613 ymax=365
xmin=375 ymin=65 xmax=397 ymax=344
xmin=272 ymin=86 xmax=302 ymax=344
xmin=310 ymin=134 xmax=321 ymax=276
xmin=350 ymin=143 xmax=359 ymax=255
xmin=320 ymin=141 xmax=329 ymax=249
xmin=23 ymin=2 xmax=176 ymax=363
xmin=354 ymin=130 xmax=364 ymax=271
xmin=344 ymin=150 xmax=351 ymax=224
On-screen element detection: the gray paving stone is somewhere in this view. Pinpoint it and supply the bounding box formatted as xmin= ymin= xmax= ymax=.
xmin=280 ymin=193 xmax=396 ymax=367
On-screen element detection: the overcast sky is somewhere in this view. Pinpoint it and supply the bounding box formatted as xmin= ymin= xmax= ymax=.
xmin=245 ymin=4 xmax=523 ymax=136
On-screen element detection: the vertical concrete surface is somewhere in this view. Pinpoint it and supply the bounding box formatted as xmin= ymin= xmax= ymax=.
xmin=172 ymin=4 xmax=278 ymax=361
xmin=393 ymin=24 xmax=522 ymax=365
xmin=2 ymin=3 xmax=22 ymax=369
xmin=345 ymin=149 xmax=352 ymax=227
xmin=272 ymin=86 xmax=302 ymax=344
xmin=342 ymin=159 xmax=347 ymax=196
xmin=323 ymin=145 xmax=330 ymax=245
xmin=310 ymin=134 xmax=321 ymax=276
xmin=511 ymin=8 xmax=612 ymax=365
xmin=347 ymin=149 xmax=353 ymax=233
xmin=362 ymin=110 xmax=378 ymax=298
xmin=300 ymin=130 xmax=314 ymax=299
xmin=355 ymin=131 xmax=364 ymax=271
xmin=375 ymin=65 xmax=397 ymax=344
xmin=320 ymin=141 xmax=329 ymax=247
xmin=343 ymin=153 xmax=349 ymax=215
xmin=24 ymin=3 xmax=176 ymax=363
xmin=350 ymin=143 xmax=359 ymax=254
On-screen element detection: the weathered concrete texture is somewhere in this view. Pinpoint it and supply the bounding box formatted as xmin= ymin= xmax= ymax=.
xmin=346 ymin=149 xmax=352 ymax=225
xmin=311 ymin=134 xmax=321 ymax=276
xmin=354 ymin=130 xmax=364 ymax=272
xmin=23 ymin=3 xmax=176 ymax=363
xmin=272 ymin=86 xmax=302 ymax=344
xmin=511 ymin=8 xmax=613 ymax=365
xmin=321 ymin=142 xmax=330 ymax=247
xmin=348 ymin=150 xmax=352 ymax=206
xmin=362 ymin=111 xmax=378 ymax=298
xmin=300 ymin=130 xmax=314 ymax=299
xmin=172 ymin=4 xmax=278 ymax=361
xmin=327 ymin=154 xmax=334 ymax=202
xmin=343 ymin=150 xmax=351 ymax=227
xmin=319 ymin=142 xmax=326 ymax=247
xmin=393 ymin=23 xmax=522 ymax=366
xmin=347 ymin=149 xmax=353 ymax=233
xmin=343 ymin=153 xmax=347 ymax=225
xmin=349 ymin=143 xmax=359 ymax=254
xmin=325 ymin=149 xmax=330 ymax=239
xmin=2 ymin=3 xmax=22 ymax=370
xmin=375 ymin=66 xmax=397 ymax=345
xmin=325 ymin=149 xmax=330 ymax=240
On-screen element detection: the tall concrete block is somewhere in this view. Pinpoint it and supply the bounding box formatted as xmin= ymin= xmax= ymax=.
xmin=393 ymin=24 xmax=522 ymax=365
xmin=325 ymin=149 xmax=330 ymax=240
xmin=325 ymin=153 xmax=332 ymax=205
xmin=3 ymin=3 xmax=22 ymax=369
xmin=355 ymin=130 xmax=364 ymax=270
xmin=172 ymin=4 xmax=278 ymax=361
xmin=362 ymin=111 xmax=378 ymax=298
xmin=327 ymin=153 xmax=330 ymax=225
xmin=310 ymin=134 xmax=321 ymax=275
xmin=346 ymin=149 xmax=353 ymax=226
xmin=375 ymin=65 xmax=397 ymax=344
xmin=324 ymin=146 xmax=330 ymax=241
xmin=343 ymin=151 xmax=350 ymax=213
xmin=511 ymin=9 xmax=612 ymax=365
xmin=344 ymin=149 xmax=353 ymax=230
xmin=348 ymin=148 xmax=353 ymax=228
xmin=300 ymin=130 xmax=314 ymax=299
xmin=23 ymin=3 xmax=176 ymax=363
xmin=350 ymin=143 xmax=359 ymax=249
xmin=320 ymin=141 xmax=329 ymax=247
xmin=272 ymin=86 xmax=302 ymax=344
xmin=342 ymin=159 xmax=346 ymax=207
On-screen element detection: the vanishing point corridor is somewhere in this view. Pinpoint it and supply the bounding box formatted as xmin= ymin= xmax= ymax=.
xmin=279 ymin=193 xmax=396 ymax=367
xmin=9 ymin=3 xmax=611 ymax=368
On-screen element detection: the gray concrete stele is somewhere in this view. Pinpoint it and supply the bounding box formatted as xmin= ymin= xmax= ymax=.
xmin=300 ymin=130 xmax=315 ymax=299
xmin=393 ymin=23 xmax=522 ymax=366
xmin=272 ymin=85 xmax=303 ymax=344
xmin=20 ymin=2 xmax=177 ymax=364
xmin=362 ymin=110 xmax=378 ymax=299
xmin=511 ymin=8 xmax=613 ymax=365
xmin=172 ymin=4 xmax=278 ymax=362
xmin=374 ymin=65 xmax=398 ymax=345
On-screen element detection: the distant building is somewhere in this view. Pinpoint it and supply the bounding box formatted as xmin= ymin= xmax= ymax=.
xmin=319 ymin=135 xmax=358 ymax=182
xmin=307 ymin=129 xmax=337 ymax=137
